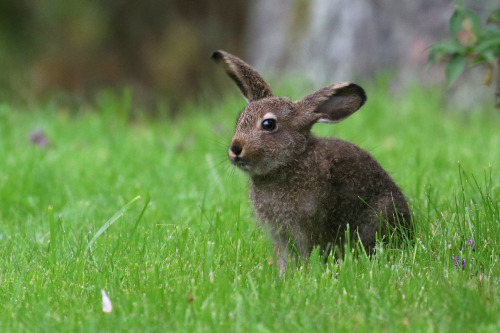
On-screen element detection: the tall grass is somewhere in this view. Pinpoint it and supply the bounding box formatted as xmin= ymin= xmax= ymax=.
xmin=0 ymin=83 xmax=499 ymax=332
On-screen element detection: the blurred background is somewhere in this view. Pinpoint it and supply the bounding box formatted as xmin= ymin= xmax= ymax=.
xmin=0 ymin=0 xmax=497 ymax=114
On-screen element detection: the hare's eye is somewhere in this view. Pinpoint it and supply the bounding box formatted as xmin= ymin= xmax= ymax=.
xmin=261 ymin=119 xmax=277 ymax=131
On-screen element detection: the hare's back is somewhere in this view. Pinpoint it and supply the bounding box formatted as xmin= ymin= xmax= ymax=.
xmin=314 ymin=136 xmax=403 ymax=200
xmin=317 ymin=136 xmax=410 ymax=226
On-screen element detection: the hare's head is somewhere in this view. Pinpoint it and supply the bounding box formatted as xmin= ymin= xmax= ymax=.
xmin=212 ymin=50 xmax=367 ymax=176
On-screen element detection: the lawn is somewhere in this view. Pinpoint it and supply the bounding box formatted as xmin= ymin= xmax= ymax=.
xmin=0 ymin=83 xmax=499 ymax=332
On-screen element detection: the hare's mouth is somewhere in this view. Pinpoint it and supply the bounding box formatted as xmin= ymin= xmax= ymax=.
xmin=231 ymin=156 xmax=252 ymax=171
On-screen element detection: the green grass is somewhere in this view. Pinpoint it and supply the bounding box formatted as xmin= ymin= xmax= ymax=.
xmin=0 ymin=83 xmax=499 ymax=332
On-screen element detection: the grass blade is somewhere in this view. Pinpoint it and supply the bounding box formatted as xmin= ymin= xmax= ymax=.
xmin=48 ymin=205 xmax=57 ymax=264
xmin=86 ymin=195 xmax=142 ymax=252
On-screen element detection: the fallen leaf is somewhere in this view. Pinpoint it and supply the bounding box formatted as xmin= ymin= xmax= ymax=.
xmin=101 ymin=289 xmax=113 ymax=313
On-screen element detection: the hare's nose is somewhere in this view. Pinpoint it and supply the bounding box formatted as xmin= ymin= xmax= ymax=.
xmin=229 ymin=143 xmax=243 ymax=156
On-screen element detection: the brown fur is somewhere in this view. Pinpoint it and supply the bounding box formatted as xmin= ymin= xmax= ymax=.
xmin=212 ymin=50 xmax=411 ymax=274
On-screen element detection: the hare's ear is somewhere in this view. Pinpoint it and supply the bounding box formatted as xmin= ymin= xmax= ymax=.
xmin=212 ymin=50 xmax=273 ymax=103
xmin=296 ymin=82 xmax=366 ymax=123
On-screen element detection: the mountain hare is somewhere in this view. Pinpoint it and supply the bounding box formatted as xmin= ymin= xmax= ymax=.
xmin=212 ymin=50 xmax=411 ymax=274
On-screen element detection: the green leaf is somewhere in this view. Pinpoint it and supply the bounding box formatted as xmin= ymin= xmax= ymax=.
xmin=487 ymin=9 xmax=500 ymax=25
xmin=427 ymin=48 xmax=440 ymax=67
xmin=470 ymin=55 xmax=485 ymax=67
xmin=449 ymin=10 xmax=464 ymax=36
xmin=445 ymin=57 xmax=466 ymax=86
xmin=481 ymin=50 xmax=497 ymax=65
xmin=479 ymin=26 xmax=500 ymax=41
xmin=475 ymin=37 xmax=500 ymax=54
xmin=430 ymin=39 xmax=463 ymax=55
xmin=463 ymin=9 xmax=482 ymax=34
